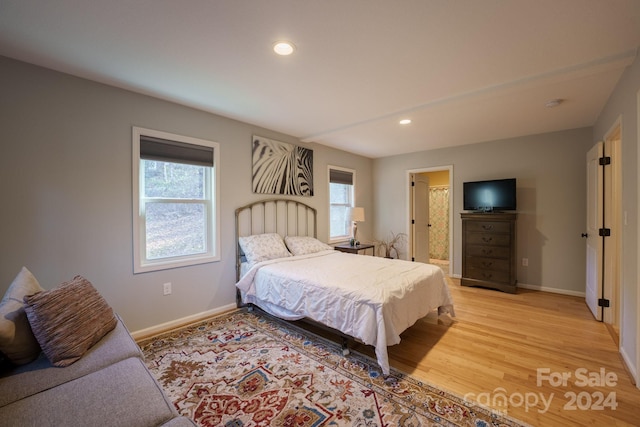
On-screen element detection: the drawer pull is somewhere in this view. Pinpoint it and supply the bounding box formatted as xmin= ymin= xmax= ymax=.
xmin=482 ymin=236 xmax=493 ymax=243
xmin=482 ymin=272 xmax=493 ymax=279
xmin=481 ymin=248 xmax=493 ymax=255
xmin=482 ymin=224 xmax=494 ymax=230
xmin=481 ymin=261 xmax=493 ymax=268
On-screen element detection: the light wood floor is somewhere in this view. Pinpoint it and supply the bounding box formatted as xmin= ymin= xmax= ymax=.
xmin=343 ymin=278 xmax=640 ymax=427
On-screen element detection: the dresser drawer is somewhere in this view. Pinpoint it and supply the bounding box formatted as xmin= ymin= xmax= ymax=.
xmin=466 ymin=267 xmax=511 ymax=283
xmin=464 ymin=221 xmax=511 ymax=233
xmin=466 ymin=232 xmax=510 ymax=247
xmin=465 ymin=256 xmax=510 ymax=272
xmin=465 ymin=245 xmax=511 ymax=259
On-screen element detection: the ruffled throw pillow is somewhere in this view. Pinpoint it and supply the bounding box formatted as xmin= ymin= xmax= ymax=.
xmin=24 ymin=275 xmax=117 ymax=367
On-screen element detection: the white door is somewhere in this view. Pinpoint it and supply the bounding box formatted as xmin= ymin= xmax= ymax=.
xmin=412 ymin=173 xmax=430 ymax=263
xmin=602 ymin=132 xmax=621 ymax=327
xmin=585 ymin=142 xmax=603 ymax=320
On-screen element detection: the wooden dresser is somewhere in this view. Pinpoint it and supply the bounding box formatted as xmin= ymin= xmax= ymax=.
xmin=461 ymin=212 xmax=517 ymax=293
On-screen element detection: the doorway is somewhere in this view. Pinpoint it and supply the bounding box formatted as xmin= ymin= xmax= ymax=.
xmin=407 ymin=166 xmax=454 ymax=276
xmin=603 ymin=124 xmax=622 ymax=332
xmin=585 ymin=120 xmax=622 ymax=335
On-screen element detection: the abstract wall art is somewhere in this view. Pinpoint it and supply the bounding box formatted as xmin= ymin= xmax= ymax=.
xmin=252 ymin=135 xmax=313 ymax=196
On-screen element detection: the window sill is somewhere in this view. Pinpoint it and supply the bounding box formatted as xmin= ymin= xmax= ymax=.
xmin=134 ymin=254 xmax=220 ymax=274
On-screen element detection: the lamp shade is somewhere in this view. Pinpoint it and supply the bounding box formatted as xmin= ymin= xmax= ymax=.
xmin=349 ymin=207 xmax=365 ymax=222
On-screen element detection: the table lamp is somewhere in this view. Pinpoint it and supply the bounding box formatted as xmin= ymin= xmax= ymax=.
xmin=349 ymin=207 xmax=365 ymax=245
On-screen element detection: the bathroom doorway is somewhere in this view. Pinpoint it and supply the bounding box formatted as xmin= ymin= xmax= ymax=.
xmin=407 ymin=166 xmax=453 ymax=276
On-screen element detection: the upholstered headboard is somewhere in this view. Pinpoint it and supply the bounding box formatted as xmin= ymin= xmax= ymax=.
xmin=235 ymin=198 xmax=317 ymax=283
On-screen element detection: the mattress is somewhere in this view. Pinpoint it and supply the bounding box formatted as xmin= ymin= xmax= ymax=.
xmin=236 ymin=250 xmax=454 ymax=375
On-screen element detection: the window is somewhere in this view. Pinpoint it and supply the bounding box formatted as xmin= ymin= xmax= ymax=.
xmin=328 ymin=166 xmax=355 ymax=242
xmin=132 ymin=127 xmax=220 ymax=273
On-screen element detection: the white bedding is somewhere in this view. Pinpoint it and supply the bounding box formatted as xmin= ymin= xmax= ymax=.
xmin=235 ymin=249 xmax=454 ymax=375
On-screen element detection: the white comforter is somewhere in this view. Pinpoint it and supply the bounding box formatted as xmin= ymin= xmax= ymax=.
xmin=235 ymin=250 xmax=454 ymax=375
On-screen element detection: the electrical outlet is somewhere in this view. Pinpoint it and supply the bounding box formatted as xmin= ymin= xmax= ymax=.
xmin=522 ymin=258 xmax=528 ymax=267
xmin=163 ymin=282 xmax=172 ymax=295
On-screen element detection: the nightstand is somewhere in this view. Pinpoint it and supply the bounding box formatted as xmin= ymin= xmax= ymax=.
xmin=334 ymin=243 xmax=375 ymax=255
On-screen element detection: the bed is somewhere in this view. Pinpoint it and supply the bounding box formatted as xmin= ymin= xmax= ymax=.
xmin=235 ymin=198 xmax=454 ymax=375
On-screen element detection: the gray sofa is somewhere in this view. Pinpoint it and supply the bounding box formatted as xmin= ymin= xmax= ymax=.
xmin=0 ymin=315 xmax=196 ymax=427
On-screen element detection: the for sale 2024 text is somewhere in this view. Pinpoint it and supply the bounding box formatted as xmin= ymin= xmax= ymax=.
xmin=537 ymin=367 xmax=618 ymax=411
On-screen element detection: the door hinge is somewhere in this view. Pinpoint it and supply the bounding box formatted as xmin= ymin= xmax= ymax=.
xmin=598 ymin=298 xmax=610 ymax=308
xmin=411 ymin=181 xmax=415 ymax=186
xmin=412 ymin=257 xmax=415 ymax=262
xmin=412 ymin=219 xmax=415 ymax=224
xmin=599 ymin=156 xmax=611 ymax=166
xmin=599 ymin=228 xmax=611 ymax=237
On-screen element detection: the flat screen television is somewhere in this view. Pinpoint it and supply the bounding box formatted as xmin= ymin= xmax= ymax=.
xmin=463 ymin=178 xmax=516 ymax=212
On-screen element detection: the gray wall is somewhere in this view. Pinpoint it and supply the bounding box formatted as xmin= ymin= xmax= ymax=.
xmin=0 ymin=56 xmax=373 ymax=332
xmin=373 ymin=128 xmax=594 ymax=294
xmin=594 ymin=51 xmax=640 ymax=378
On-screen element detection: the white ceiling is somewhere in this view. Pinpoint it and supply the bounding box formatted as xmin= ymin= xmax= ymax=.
xmin=1 ymin=1 xmax=639 ymax=158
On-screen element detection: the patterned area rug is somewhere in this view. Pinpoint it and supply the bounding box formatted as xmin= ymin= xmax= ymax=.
xmin=139 ymin=309 xmax=527 ymax=427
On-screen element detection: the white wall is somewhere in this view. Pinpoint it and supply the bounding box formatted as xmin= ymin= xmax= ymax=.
xmin=373 ymin=128 xmax=594 ymax=294
xmin=593 ymin=51 xmax=640 ymax=381
xmin=0 ymin=56 xmax=373 ymax=332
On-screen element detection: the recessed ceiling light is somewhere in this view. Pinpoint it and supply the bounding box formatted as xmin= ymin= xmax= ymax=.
xmin=399 ymin=119 xmax=412 ymax=125
xmin=545 ymin=98 xmax=564 ymax=108
xmin=273 ymin=41 xmax=295 ymax=56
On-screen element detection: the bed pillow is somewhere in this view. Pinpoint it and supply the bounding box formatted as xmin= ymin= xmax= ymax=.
xmin=24 ymin=275 xmax=117 ymax=367
xmin=285 ymin=236 xmax=333 ymax=256
xmin=239 ymin=233 xmax=291 ymax=265
xmin=0 ymin=267 xmax=44 ymax=365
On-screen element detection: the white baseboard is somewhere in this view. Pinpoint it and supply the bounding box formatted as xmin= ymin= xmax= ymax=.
xmin=619 ymin=346 xmax=639 ymax=386
xmin=517 ymin=282 xmax=586 ymax=297
xmin=130 ymin=303 xmax=237 ymax=341
xmin=450 ymin=275 xmax=585 ymax=297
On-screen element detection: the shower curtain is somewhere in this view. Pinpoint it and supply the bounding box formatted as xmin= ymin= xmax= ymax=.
xmin=429 ymin=186 xmax=449 ymax=260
